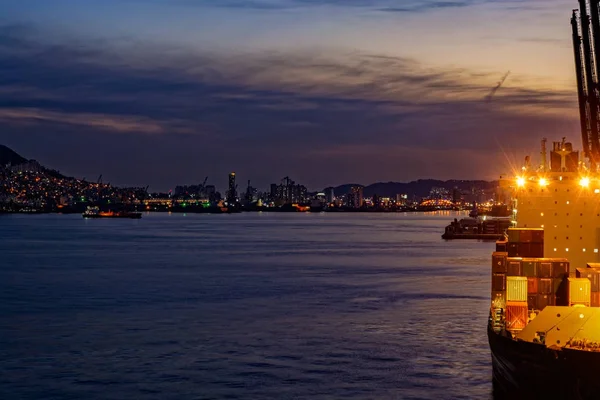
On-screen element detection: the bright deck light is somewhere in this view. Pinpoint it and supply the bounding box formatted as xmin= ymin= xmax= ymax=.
xmin=539 ymin=178 xmax=548 ymax=186
xmin=516 ymin=177 xmax=526 ymax=187
xmin=580 ymin=177 xmax=590 ymax=187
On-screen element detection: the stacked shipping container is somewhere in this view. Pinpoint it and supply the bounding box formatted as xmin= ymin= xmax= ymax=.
xmin=506 ymin=228 xmax=544 ymax=258
xmin=491 ymin=228 xmax=571 ymax=332
xmin=575 ymin=264 xmax=600 ymax=306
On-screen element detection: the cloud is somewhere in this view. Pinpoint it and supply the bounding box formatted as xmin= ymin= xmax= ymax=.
xmin=122 ymin=0 xmax=547 ymax=12
xmin=0 ymin=108 xmax=184 ymax=134
xmin=0 ymin=24 xmax=580 ymax=190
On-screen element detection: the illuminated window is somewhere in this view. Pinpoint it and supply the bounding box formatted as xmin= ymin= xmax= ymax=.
xmin=596 ymin=249 xmax=599 ymax=253
xmin=595 ymin=189 xmax=600 ymax=194
xmin=541 ymin=225 xmax=544 ymax=228
xmin=584 ymin=248 xmax=587 ymax=252
xmin=566 ymin=248 xmax=570 ymax=252
xmin=554 ymin=248 xmax=557 ymax=252
xmin=567 ymin=201 xmax=570 ymax=204
xmin=541 ymin=212 xmax=544 ymax=216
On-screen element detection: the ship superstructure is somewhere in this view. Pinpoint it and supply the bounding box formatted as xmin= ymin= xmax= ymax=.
xmin=487 ymin=2 xmax=600 ymax=398
xmin=503 ymin=139 xmax=600 ymax=269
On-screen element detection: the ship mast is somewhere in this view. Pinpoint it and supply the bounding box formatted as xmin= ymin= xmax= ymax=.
xmin=540 ymin=138 xmax=547 ymax=172
xmin=572 ymin=1 xmax=600 ymax=170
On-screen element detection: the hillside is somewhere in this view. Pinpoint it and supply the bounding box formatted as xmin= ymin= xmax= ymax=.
xmin=0 ymin=144 xmax=68 ymax=179
xmin=0 ymin=144 xmax=28 ymax=166
xmin=325 ymin=179 xmax=497 ymax=199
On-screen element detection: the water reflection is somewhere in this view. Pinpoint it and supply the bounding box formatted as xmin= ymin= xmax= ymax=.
xmin=1 ymin=212 xmax=494 ymax=399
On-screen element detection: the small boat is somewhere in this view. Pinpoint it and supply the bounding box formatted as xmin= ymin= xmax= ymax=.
xmin=82 ymin=206 xmax=142 ymax=219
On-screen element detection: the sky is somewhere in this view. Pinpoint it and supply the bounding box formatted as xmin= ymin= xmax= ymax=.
xmin=0 ymin=0 xmax=583 ymax=192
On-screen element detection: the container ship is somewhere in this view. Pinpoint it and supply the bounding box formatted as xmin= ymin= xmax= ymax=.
xmin=82 ymin=206 xmax=142 ymax=219
xmin=488 ymin=3 xmax=600 ymax=398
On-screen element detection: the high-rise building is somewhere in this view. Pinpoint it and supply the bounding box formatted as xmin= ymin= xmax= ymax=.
xmin=325 ymin=188 xmax=335 ymax=203
xmin=270 ymin=184 xmax=278 ymax=200
xmin=270 ymin=177 xmax=309 ymax=204
xmin=347 ymin=186 xmax=364 ymax=208
xmin=227 ymin=172 xmax=237 ymax=204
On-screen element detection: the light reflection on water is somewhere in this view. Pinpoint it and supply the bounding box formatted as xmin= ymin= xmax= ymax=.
xmin=1 ymin=212 xmax=496 ymax=399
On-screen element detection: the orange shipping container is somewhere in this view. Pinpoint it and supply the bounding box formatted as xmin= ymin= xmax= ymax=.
xmin=538 ymin=262 xmax=552 ymax=278
xmin=528 ymin=243 xmax=544 ymax=258
xmin=492 ymin=273 xmax=506 ymax=291
xmin=538 ymin=278 xmax=553 ymax=295
xmin=592 ymin=292 xmax=600 ymax=308
xmin=552 ymin=261 xmax=569 ymax=278
xmin=505 ymin=301 xmax=528 ymax=330
xmin=492 ymin=252 xmax=508 ymax=274
xmin=518 ymin=229 xmax=533 ymax=243
xmin=536 ymin=294 xmax=554 ymax=310
xmin=507 ymin=259 xmax=523 ymax=276
xmin=527 ymin=277 xmax=538 ymax=294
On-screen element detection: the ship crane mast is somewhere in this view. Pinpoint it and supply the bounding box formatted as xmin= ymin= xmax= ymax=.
xmin=571 ymin=1 xmax=600 ymax=170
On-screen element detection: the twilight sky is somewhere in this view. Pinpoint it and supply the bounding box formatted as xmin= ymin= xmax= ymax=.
xmin=0 ymin=0 xmax=582 ymax=191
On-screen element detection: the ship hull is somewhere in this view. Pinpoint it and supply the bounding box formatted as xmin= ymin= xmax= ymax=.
xmin=83 ymin=213 xmax=142 ymax=219
xmin=487 ymin=323 xmax=600 ymax=399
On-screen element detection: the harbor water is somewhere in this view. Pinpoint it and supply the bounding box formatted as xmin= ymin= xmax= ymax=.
xmin=1 ymin=212 xmax=494 ymax=399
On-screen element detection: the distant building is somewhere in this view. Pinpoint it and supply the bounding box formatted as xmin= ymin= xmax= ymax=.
xmin=227 ymin=172 xmax=237 ymax=204
xmin=429 ymin=186 xmax=450 ymax=200
xmin=325 ymin=188 xmax=335 ymax=203
xmin=270 ymin=176 xmax=308 ymax=205
xmin=347 ymin=186 xmax=363 ymax=208
xmin=396 ymin=193 xmax=408 ymax=205
xmin=270 ymin=184 xmax=278 ymax=200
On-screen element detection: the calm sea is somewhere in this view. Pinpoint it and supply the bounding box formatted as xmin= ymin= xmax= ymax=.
xmin=1 ymin=212 xmax=495 ymax=399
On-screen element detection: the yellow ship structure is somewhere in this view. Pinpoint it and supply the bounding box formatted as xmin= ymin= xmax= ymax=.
xmin=487 ymin=2 xmax=600 ymax=398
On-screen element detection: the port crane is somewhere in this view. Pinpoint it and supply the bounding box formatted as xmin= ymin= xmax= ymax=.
xmin=572 ymin=0 xmax=600 ymax=169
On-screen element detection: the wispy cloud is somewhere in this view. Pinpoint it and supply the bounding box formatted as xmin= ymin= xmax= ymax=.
xmin=0 ymin=108 xmax=192 ymax=134
xmin=0 ymin=24 xmax=579 ymax=189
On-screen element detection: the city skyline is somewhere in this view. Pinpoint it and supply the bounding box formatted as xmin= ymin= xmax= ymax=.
xmin=0 ymin=0 xmax=581 ymax=191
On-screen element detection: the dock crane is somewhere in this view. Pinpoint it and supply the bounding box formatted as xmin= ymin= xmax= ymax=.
xmin=97 ymin=174 xmax=102 ymax=184
xmin=572 ymin=2 xmax=600 ymax=170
